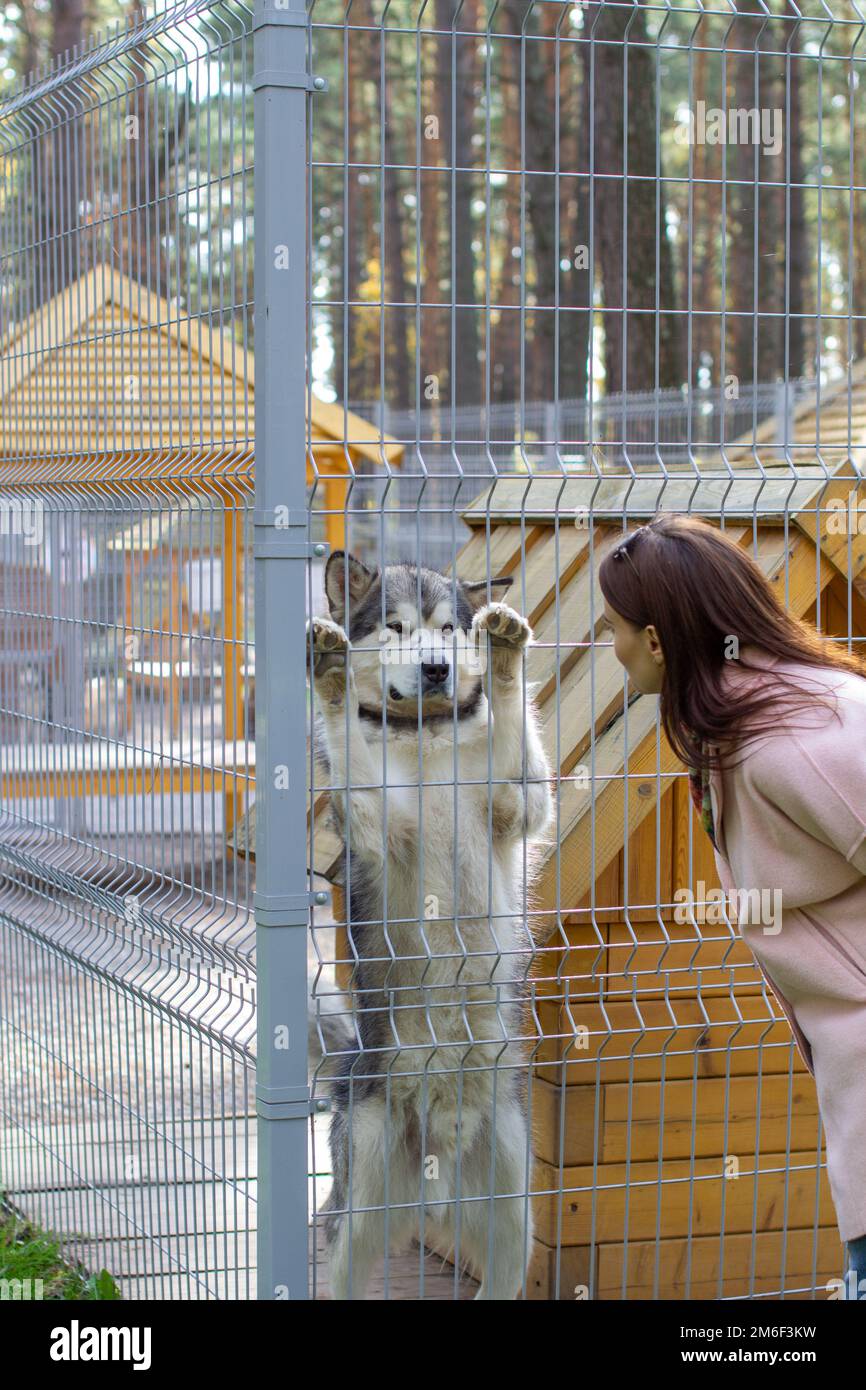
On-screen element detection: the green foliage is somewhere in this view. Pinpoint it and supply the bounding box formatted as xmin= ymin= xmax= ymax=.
xmin=1 ymin=0 xmax=864 ymax=408
xmin=83 ymin=1268 xmax=123 ymax=1300
xmin=0 ymin=1204 xmax=122 ymax=1300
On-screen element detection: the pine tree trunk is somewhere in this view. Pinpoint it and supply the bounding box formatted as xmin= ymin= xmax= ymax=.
xmin=383 ymin=46 xmax=412 ymax=412
xmin=785 ymin=9 xmax=807 ymax=379
xmin=35 ymin=0 xmax=86 ymax=301
xmin=559 ymin=42 xmax=591 ymax=406
xmin=435 ymin=0 xmax=481 ymax=409
xmin=51 ymin=0 xmax=83 ymax=62
xmin=502 ymin=2 xmax=560 ymax=405
xmin=731 ymin=13 xmax=782 ymax=388
xmin=339 ymin=31 xmax=366 ymax=403
xmin=584 ymin=2 xmax=683 ymax=395
xmin=494 ymin=70 xmax=523 ymax=407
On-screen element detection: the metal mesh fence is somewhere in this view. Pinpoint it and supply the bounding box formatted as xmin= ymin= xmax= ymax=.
xmin=303 ymin=0 xmax=866 ymax=1303
xmin=345 ymin=380 xmax=819 ymax=566
xmin=1 ymin=0 xmax=865 ymax=1302
xmin=0 ymin=0 xmax=257 ymax=1298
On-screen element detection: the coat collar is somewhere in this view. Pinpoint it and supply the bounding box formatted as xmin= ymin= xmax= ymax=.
xmin=723 ymin=643 xmax=782 ymax=679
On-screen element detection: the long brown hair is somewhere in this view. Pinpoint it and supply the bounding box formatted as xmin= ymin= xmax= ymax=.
xmin=598 ymin=514 xmax=866 ymax=772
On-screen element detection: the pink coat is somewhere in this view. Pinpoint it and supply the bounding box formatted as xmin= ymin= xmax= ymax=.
xmin=707 ymin=645 xmax=866 ymax=1243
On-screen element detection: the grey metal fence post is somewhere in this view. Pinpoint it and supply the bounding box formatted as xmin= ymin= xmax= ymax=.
xmin=253 ymin=0 xmax=319 ymax=1301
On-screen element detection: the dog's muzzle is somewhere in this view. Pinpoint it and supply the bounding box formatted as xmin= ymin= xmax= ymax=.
xmin=420 ymin=660 xmax=452 ymax=696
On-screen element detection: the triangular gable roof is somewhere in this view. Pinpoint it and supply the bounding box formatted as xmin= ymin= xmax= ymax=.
xmin=106 ymin=502 xmax=224 ymax=555
xmin=0 ymin=265 xmax=402 ymax=470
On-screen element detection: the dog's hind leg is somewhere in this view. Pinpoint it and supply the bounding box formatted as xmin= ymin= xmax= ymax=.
xmin=325 ymin=1097 xmax=414 ymax=1300
xmin=457 ymin=1099 xmax=534 ymax=1301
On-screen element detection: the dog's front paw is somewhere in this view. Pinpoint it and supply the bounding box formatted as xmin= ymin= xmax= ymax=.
xmin=308 ymin=615 xmax=349 ymax=668
xmin=307 ymin=616 xmax=352 ymax=704
xmin=472 ymin=602 xmax=532 ymax=650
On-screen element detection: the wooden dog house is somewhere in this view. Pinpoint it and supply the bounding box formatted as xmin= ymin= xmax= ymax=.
xmin=0 ymin=264 xmax=403 ymax=550
xmin=0 ymin=266 xmax=402 ymax=829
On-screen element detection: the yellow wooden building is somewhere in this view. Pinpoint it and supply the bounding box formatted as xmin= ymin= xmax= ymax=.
xmin=0 ymin=265 xmax=402 ymax=825
xmin=0 ymin=263 xmax=403 ymax=549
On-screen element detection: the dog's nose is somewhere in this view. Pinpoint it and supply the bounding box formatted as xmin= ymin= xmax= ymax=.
xmin=421 ymin=661 xmax=450 ymax=685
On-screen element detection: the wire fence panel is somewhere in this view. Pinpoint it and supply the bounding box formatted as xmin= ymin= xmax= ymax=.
xmin=0 ymin=0 xmax=257 ymax=1299
xmin=344 ymin=381 xmax=819 ymax=566
xmin=2 ymin=0 xmax=865 ymax=1303
xmin=305 ymin=0 xmax=866 ymax=1303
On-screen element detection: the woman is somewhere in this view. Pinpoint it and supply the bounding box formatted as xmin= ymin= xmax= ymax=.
xmin=598 ymin=513 xmax=866 ymax=1296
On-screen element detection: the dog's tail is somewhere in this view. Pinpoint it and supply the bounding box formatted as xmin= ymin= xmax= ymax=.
xmin=309 ymin=1000 xmax=358 ymax=1073
xmin=307 ymin=883 xmax=359 ymax=1081
xmin=308 ymin=985 xmax=359 ymax=1081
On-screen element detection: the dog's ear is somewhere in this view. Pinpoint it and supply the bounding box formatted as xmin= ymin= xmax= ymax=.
xmin=461 ymin=575 xmax=514 ymax=612
xmin=324 ymin=550 xmax=378 ymax=620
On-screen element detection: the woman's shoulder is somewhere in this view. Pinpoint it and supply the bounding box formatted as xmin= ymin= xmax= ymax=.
xmin=725 ymin=644 xmax=866 ymax=700
xmin=727 ymin=655 xmax=866 ymax=862
xmin=722 ymin=645 xmax=866 ymax=762
xmin=764 ymin=651 xmax=866 ymax=714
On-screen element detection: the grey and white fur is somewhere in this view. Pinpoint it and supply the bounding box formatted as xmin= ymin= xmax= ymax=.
xmin=308 ymin=550 xmax=553 ymax=1300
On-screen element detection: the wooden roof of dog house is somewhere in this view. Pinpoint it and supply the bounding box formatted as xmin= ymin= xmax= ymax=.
xmin=0 ymin=265 xmax=403 ymax=488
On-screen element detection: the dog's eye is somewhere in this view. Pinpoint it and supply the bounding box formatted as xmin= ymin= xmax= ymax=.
xmin=385 ymin=621 xmax=404 ymax=633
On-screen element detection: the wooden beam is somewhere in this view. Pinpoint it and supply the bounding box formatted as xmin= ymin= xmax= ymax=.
xmin=532 ymin=993 xmax=814 ymax=1087
xmin=531 ymin=1148 xmax=837 ymax=1246
xmin=531 ymin=1071 xmax=820 ymax=1167
xmin=460 ymin=466 xmax=835 ymax=527
xmin=788 ymin=461 xmax=866 ymax=582
xmin=0 ymin=764 xmax=252 ymax=800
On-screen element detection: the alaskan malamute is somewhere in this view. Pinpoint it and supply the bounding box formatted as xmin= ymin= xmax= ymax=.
xmin=309 ymin=550 xmax=553 ymax=1300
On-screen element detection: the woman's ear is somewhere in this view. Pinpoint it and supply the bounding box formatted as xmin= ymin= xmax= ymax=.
xmin=645 ymin=623 xmax=665 ymax=665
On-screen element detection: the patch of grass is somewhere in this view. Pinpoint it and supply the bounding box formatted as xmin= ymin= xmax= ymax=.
xmin=0 ymin=1204 xmax=121 ymax=1300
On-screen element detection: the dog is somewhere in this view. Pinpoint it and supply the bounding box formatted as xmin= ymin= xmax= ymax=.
xmin=308 ymin=550 xmax=553 ymax=1300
